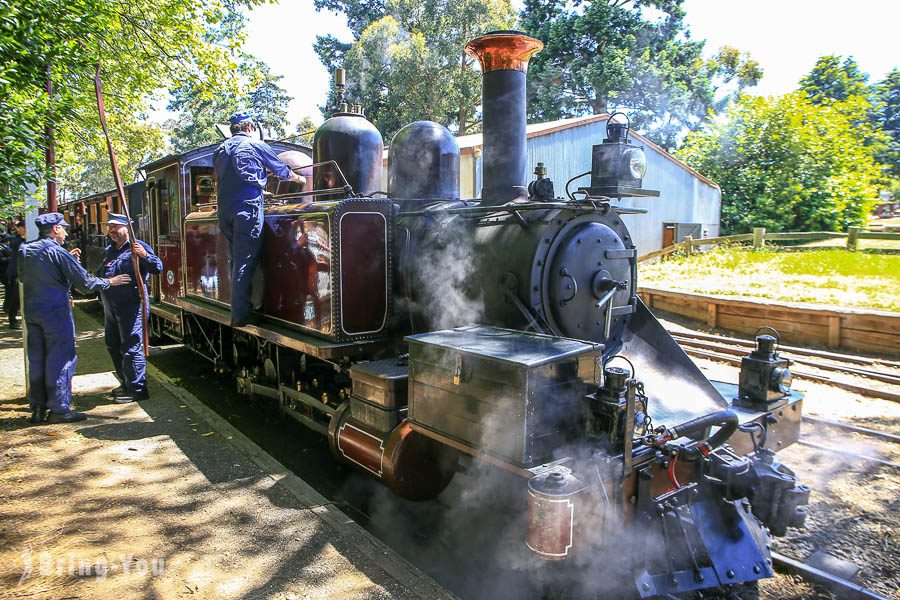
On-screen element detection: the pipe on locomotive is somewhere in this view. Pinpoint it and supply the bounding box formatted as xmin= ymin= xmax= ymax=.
xmin=465 ymin=31 xmax=543 ymax=206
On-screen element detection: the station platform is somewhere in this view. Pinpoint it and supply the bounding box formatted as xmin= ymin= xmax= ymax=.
xmin=0 ymin=304 xmax=455 ymax=599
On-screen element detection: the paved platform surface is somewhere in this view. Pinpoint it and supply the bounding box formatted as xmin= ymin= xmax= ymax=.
xmin=0 ymin=304 xmax=454 ymax=599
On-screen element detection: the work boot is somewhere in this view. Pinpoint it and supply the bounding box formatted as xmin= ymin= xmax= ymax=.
xmin=29 ymin=406 xmax=47 ymax=424
xmin=114 ymin=392 xmax=150 ymax=404
xmin=46 ymin=410 xmax=88 ymax=424
xmin=230 ymin=314 xmax=263 ymax=328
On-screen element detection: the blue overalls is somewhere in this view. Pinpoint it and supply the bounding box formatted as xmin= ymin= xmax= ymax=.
xmin=98 ymin=240 xmax=162 ymax=396
xmin=213 ymin=132 xmax=292 ymax=323
xmin=18 ymin=238 xmax=111 ymax=414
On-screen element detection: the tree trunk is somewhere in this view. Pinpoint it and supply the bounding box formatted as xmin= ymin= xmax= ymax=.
xmin=591 ymin=93 xmax=609 ymax=116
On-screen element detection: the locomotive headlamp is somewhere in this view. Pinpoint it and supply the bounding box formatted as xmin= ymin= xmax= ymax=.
xmin=737 ymin=328 xmax=793 ymax=408
xmin=625 ymin=147 xmax=647 ymax=179
xmin=578 ymin=112 xmax=659 ymax=199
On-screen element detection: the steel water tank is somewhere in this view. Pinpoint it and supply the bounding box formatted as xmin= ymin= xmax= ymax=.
xmin=388 ymin=120 xmax=460 ymax=200
xmin=313 ymin=110 xmax=383 ymax=197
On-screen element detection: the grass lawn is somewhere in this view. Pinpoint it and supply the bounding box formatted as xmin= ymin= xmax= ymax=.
xmin=639 ymin=246 xmax=900 ymax=312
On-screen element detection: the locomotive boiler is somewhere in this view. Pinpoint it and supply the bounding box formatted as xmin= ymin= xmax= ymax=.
xmin=174 ymin=30 xmax=809 ymax=598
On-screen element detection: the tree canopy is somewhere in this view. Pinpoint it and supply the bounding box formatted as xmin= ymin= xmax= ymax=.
xmin=677 ymin=92 xmax=884 ymax=234
xmin=800 ymin=55 xmax=869 ymax=105
xmin=520 ymin=0 xmax=762 ymax=150
xmin=0 ymin=0 xmax=264 ymax=208
xmin=314 ymin=0 xmax=516 ymax=139
xmin=167 ymin=8 xmax=293 ymax=153
xmin=870 ymin=69 xmax=900 ymax=181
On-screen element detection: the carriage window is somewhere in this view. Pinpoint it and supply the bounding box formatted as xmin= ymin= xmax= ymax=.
xmin=190 ymin=167 xmax=216 ymax=208
xmin=168 ymin=180 xmax=179 ymax=236
xmin=158 ymin=179 xmax=170 ymax=236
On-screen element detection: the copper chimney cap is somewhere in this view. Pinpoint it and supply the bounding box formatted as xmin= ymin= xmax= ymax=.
xmin=465 ymin=30 xmax=543 ymax=73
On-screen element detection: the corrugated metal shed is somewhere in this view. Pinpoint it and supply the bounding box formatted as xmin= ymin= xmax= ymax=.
xmin=383 ymin=114 xmax=720 ymax=254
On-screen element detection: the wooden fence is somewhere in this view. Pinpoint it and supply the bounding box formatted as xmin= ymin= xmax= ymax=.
xmin=638 ymin=226 xmax=900 ymax=263
xmin=639 ymin=287 xmax=900 ymax=357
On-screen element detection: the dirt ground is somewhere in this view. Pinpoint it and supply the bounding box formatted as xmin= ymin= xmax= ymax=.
xmin=0 ymin=307 xmax=450 ymax=600
xmin=661 ymin=316 xmax=900 ymax=600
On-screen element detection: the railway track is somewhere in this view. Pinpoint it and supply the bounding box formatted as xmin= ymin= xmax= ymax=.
xmin=669 ymin=330 xmax=900 ymax=403
xmin=771 ymin=552 xmax=889 ymax=600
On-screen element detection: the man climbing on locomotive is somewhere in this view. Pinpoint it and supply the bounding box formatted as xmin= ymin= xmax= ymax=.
xmin=213 ymin=110 xmax=305 ymax=327
xmin=99 ymin=213 xmax=163 ymax=403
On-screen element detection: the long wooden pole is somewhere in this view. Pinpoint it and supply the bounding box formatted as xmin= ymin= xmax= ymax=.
xmin=93 ymin=65 xmax=149 ymax=355
xmin=46 ymin=65 xmax=57 ymax=212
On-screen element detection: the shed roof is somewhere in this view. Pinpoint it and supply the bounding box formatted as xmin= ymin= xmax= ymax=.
xmin=454 ymin=114 xmax=718 ymax=189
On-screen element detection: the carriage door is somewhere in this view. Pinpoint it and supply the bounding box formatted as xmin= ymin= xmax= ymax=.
xmin=150 ymin=166 xmax=183 ymax=306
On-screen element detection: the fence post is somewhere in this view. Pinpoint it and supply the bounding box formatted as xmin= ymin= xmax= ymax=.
xmin=847 ymin=226 xmax=860 ymax=250
xmin=684 ymin=235 xmax=693 ymax=256
xmin=752 ymin=227 xmax=766 ymax=248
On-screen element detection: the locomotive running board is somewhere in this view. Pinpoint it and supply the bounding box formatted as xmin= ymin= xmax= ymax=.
xmin=177 ymin=297 xmax=386 ymax=360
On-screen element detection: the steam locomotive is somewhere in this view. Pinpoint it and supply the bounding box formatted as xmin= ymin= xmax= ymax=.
xmin=69 ymin=31 xmax=810 ymax=598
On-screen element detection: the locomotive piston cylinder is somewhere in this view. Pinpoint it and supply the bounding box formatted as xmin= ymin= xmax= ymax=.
xmin=465 ymin=31 xmax=543 ymax=206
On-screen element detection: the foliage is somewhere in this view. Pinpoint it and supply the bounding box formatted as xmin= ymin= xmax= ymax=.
xmin=678 ymin=92 xmax=884 ymax=234
xmin=288 ymin=117 xmax=318 ymax=147
xmin=314 ymin=0 xmax=516 ymax=138
xmin=520 ymin=0 xmax=762 ymax=150
xmin=800 ymin=55 xmax=869 ymax=105
xmin=0 ymin=0 xmax=264 ymax=208
xmin=56 ymin=119 xmax=166 ymax=200
xmin=168 ymin=58 xmax=293 ymax=152
xmin=871 ymin=69 xmax=900 ymax=179
xmin=639 ymin=246 xmax=900 ymax=312
xmin=167 ymin=8 xmax=293 ymax=152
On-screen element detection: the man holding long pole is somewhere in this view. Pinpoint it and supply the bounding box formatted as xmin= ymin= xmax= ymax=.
xmin=99 ymin=213 xmax=162 ymax=403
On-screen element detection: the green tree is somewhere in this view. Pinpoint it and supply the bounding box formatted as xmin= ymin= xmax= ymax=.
xmin=287 ymin=117 xmax=318 ymax=147
xmin=168 ymin=58 xmax=293 ymax=152
xmin=800 ymin=55 xmax=869 ymax=104
xmin=871 ymin=69 xmax=900 ymax=179
xmin=0 ymin=0 xmax=263 ymax=207
xmin=315 ymin=0 xmax=516 ymax=139
xmin=521 ymin=0 xmax=762 ymax=150
xmin=57 ymin=120 xmax=166 ymax=200
xmin=678 ymin=93 xmax=883 ymax=234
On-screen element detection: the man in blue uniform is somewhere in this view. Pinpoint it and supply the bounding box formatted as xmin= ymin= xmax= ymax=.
xmin=98 ymin=213 xmax=163 ymax=404
xmin=4 ymin=219 xmax=26 ymax=328
xmin=19 ymin=213 xmax=131 ymax=424
xmin=213 ymin=110 xmax=305 ymax=327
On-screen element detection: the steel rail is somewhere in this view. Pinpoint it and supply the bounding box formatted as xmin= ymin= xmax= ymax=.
xmin=681 ymin=346 xmax=900 ymax=403
xmin=771 ymin=552 xmax=889 ymax=600
xmin=667 ymin=329 xmax=900 ymax=369
xmin=671 ymin=335 xmax=900 ymax=386
xmin=802 ymin=415 xmax=900 ymax=444
xmin=797 ymin=439 xmax=900 ymax=469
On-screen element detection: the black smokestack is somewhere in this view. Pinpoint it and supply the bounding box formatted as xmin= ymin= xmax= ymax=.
xmin=465 ymin=31 xmax=543 ymax=206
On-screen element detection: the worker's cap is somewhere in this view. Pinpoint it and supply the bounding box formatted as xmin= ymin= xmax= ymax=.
xmin=228 ymin=110 xmax=254 ymax=126
xmin=35 ymin=213 xmax=69 ymax=228
xmin=107 ymin=212 xmax=133 ymax=226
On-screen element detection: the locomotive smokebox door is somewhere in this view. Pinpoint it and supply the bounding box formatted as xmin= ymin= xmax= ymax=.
xmin=406 ymin=325 xmax=603 ymax=467
xmin=737 ymin=330 xmax=793 ymax=408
